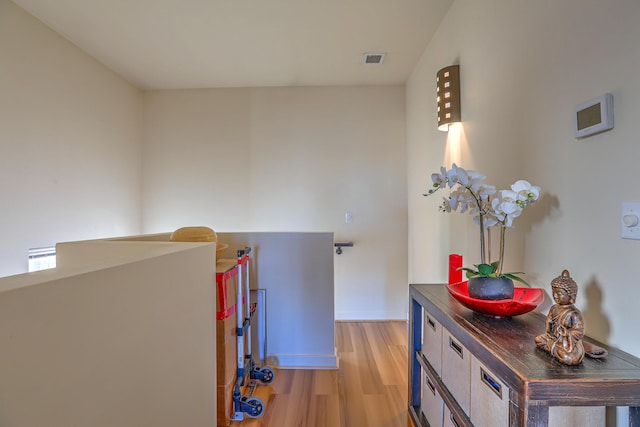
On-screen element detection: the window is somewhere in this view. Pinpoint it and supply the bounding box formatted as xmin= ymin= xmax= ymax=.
xmin=28 ymin=247 xmax=56 ymax=272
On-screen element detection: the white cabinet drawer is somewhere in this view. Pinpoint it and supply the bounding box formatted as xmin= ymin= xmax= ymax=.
xmin=470 ymin=357 xmax=510 ymax=427
xmin=421 ymin=370 xmax=444 ymax=427
xmin=422 ymin=309 xmax=443 ymax=375
xmin=441 ymin=331 xmax=471 ymax=414
xmin=443 ymin=404 xmax=463 ymax=427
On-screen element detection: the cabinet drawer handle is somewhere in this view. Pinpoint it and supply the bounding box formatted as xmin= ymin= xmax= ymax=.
xmin=426 ymin=377 xmax=436 ymax=395
xmin=448 ymin=337 xmax=464 ymax=359
xmin=426 ymin=316 xmax=436 ymax=331
xmin=449 ymin=411 xmax=460 ymax=427
xmin=481 ymin=367 xmax=503 ymax=399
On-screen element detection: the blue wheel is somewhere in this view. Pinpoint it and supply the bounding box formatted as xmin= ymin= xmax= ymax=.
xmin=245 ymin=397 xmax=264 ymax=418
xmin=258 ymin=367 xmax=275 ymax=384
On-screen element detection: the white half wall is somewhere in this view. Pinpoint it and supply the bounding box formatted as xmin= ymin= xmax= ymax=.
xmin=0 ymin=241 xmax=217 ymax=427
xmin=218 ymin=232 xmax=337 ymax=369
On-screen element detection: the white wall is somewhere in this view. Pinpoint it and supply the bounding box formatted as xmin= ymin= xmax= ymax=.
xmin=0 ymin=0 xmax=143 ymax=277
xmin=409 ymin=0 xmax=640 ymax=355
xmin=142 ymin=86 xmax=408 ymax=320
xmin=408 ymin=4 xmax=640 ymax=422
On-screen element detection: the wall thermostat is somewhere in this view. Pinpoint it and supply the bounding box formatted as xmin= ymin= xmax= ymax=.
xmin=574 ymin=93 xmax=614 ymax=138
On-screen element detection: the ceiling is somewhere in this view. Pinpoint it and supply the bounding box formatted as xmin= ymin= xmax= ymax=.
xmin=11 ymin=0 xmax=452 ymax=90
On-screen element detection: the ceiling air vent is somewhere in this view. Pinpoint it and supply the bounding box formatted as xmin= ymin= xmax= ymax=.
xmin=363 ymin=53 xmax=385 ymax=65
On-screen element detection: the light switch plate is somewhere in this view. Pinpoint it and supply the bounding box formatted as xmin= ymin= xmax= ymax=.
xmin=621 ymin=203 xmax=640 ymax=239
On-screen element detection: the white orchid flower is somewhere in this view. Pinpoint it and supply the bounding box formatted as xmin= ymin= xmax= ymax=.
xmin=458 ymin=199 xmax=469 ymax=214
xmin=511 ymin=180 xmax=540 ymax=202
xmin=500 ymin=189 xmax=518 ymax=203
xmin=448 ymin=163 xmax=469 ymax=186
xmin=498 ymin=200 xmax=521 ymax=216
xmin=479 ymin=215 xmax=499 ymax=228
xmin=491 ymin=198 xmax=523 ymax=227
xmin=490 ymin=199 xmax=507 ymax=222
xmin=467 ymin=170 xmax=487 ymax=189
xmin=431 ymin=166 xmax=449 ymax=188
xmin=447 ymin=196 xmax=458 ymax=211
xmin=468 ymin=203 xmax=481 ymax=215
xmin=505 ymin=208 xmax=523 ymax=227
xmin=475 ymin=184 xmax=496 ymax=200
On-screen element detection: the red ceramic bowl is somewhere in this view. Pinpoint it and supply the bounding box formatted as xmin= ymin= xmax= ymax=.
xmin=446 ymin=281 xmax=544 ymax=317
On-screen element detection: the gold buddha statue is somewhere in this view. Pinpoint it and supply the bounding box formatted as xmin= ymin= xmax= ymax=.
xmin=535 ymin=270 xmax=585 ymax=365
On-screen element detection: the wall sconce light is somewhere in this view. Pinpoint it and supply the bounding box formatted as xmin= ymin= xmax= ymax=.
xmin=436 ymin=65 xmax=461 ymax=131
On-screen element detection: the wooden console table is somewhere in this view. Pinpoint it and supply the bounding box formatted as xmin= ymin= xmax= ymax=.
xmin=409 ymin=284 xmax=640 ymax=426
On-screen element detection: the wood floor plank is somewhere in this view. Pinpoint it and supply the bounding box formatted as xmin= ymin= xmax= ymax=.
xmin=363 ymin=323 xmax=401 ymax=387
xmin=231 ymin=321 xmax=413 ymax=427
xmin=352 ymin=325 xmax=387 ymax=395
xmin=312 ymin=369 xmax=338 ymax=396
xmin=338 ymin=351 xmax=368 ymax=426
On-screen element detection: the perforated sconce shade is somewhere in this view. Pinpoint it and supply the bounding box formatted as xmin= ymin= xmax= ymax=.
xmin=436 ymin=65 xmax=461 ymax=131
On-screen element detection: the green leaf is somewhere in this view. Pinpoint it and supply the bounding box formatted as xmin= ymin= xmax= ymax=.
xmin=458 ymin=267 xmax=479 ymax=279
xmin=502 ymin=273 xmax=529 ymax=285
xmin=477 ymin=263 xmax=495 ymax=275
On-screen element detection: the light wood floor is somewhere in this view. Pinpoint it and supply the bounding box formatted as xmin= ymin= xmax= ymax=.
xmin=231 ymin=321 xmax=412 ymax=427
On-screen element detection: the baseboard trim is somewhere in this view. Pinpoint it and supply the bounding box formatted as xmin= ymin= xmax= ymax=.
xmin=336 ymin=319 xmax=408 ymax=323
xmin=335 ymin=311 xmax=408 ymax=321
xmin=266 ymin=352 xmax=338 ymax=370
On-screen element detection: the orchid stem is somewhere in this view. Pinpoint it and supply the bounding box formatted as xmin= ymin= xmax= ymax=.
xmin=466 ymin=185 xmax=487 ymax=264
xmin=499 ymin=225 xmax=506 ymax=275
xmin=479 ymin=214 xmax=486 ymax=264
xmin=486 ymin=219 xmax=492 ymax=264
